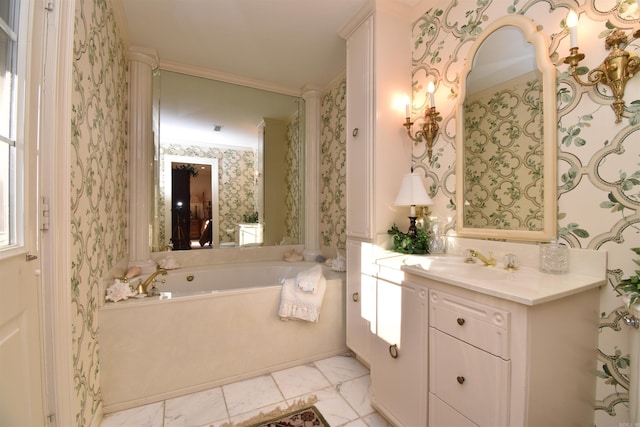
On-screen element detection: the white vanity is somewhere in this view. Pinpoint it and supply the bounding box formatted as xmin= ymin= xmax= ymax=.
xmin=237 ymin=223 xmax=263 ymax=246
xmin=350 ymin=244 xmax=606 ymax=427
xmin=338 ymin=4 xmax=603 ymax=424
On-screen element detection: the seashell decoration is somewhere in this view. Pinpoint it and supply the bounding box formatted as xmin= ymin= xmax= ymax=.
xmin=105 ymin=279 xmax=137 ymax=302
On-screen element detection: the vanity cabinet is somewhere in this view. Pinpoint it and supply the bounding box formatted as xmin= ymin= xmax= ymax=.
xmin=345 ymin=16 xmax=372 ymax=239
xmin=412 ymin=274 xmax=601 ymax=427
xmin=346 ymin=240 xmax=372 ymax=364
xmin=342 ymin=0 xmax=411 ymax=366
xmin=370 ymin=268 xmax=428 ymax=427
xmin=344 ymin=7 xmax=411 ymax=240
xmin=429 ymin=289 xmax=510 ymax=426
xmin=237 ymin=223 xmax=263 ymax=246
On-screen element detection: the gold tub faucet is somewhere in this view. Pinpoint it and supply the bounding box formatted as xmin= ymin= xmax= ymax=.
xmin=468 ymin=249 xmax=496 ymax=266
xmin=137 ymin=269 xmax=168 ymax=295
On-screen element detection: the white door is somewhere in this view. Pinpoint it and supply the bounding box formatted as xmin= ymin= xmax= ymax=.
xmin=0 ymin=1 xmax=48 ymax=425
xmin=0 ymin=255 xmax=45 ymax=426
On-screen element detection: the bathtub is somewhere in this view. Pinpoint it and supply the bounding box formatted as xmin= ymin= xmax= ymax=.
xmin=99 ymin=261 xmax=347 ymax=413
xmin=154 ymin=261 xmax=319 ymax=297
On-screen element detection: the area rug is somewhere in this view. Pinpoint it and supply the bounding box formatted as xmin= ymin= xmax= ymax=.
xmin=220 ymin=396 xmax=329 ymax=427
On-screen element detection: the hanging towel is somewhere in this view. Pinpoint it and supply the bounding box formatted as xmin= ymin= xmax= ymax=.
xmin=279 ymin=273 xmax=327 ymax=322
xmin=296 ymin=264 xmax=323 ymax=293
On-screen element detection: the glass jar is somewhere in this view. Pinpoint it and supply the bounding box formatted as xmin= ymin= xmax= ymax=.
xmin=428 ymin=218 xmax=446 ymax=254
xmin=539 ymin=240 xmax=568 ymax=274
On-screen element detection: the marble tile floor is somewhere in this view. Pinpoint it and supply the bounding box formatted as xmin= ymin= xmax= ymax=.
xmin=100 ymin=354 xmax=392 ymax=427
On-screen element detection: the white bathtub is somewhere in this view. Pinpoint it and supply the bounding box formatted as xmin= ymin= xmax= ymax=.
xmin=99 ymin=261 xmax=347 ymax=413
xmin=155 ymin=261 xmax=320 ymax=297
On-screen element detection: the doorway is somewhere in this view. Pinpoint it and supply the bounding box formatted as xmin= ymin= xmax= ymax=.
xmin=163 ymin=155 xmax=219 ymax=249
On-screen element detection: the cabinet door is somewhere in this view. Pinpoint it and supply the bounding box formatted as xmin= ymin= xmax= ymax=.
xmin=345 ymin=16 xmax=373 ymax=239
xmin=429 ymin=328 xmax=510 ymax=427
xmin=346 ymin=240 xmax=370 ymax=363
xmin=429 ymin=394 xmax=478 ymax=427
xmin=371 ymin=279 xmax=427 ymax=427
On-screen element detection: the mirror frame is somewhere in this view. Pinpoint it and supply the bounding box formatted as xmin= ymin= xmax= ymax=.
xmin=455 ymin=15 xmax=557 ymax=242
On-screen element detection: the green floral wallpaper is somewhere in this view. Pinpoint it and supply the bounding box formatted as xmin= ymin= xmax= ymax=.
xmin=285 ymin=113 xmax=302 ymax=242
xmin=72 ymin=0 xmax=128 ymax=424
xmin=411 ymin=1 xmax=640 ymax=424
xmin=463 ymin=72 xmax=544 ymax=230
xmin=320 ymin=77 xmax=347 ymax=257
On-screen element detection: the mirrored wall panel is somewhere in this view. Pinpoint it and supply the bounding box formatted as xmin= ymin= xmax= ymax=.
xmin=152 ymin=70 xmax=305 ymax=251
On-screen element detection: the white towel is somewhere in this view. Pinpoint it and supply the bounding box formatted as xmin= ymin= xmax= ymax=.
xmin=296 ymin=264 xmax=323 ymax=293
xmin=279 ymin=275 xmax=327 ymax=322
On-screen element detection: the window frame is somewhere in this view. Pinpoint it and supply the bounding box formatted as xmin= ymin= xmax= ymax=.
xmin=0 ymin=0 xmax=29 ymax=258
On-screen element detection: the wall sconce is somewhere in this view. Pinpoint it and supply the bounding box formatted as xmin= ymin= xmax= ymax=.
xmin=403 ymin=82 xmax=440 ymax=161
xmin=564 ymin=10 xmax=640 ymax=123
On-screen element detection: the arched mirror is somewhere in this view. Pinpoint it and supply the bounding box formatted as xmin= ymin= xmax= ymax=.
xmin=455 ymin=15 xmax=557 ymax=242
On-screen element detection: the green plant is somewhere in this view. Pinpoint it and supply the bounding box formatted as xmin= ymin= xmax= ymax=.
xmin=242 ymin=211 xmax=259 ymax=223
xmin=388 ymin=224 xmax=430 ymax=254
xmin=616 ymin=247 xmax=640 ymax=306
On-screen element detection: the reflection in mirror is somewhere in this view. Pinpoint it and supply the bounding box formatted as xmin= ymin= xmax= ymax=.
xmin=164 ymin=158 xmax=219 ymax=250
xmin=456 ymin=15 xmax=557 ymax=242
xmin=152 ymin=70 xmax=304 ymax=251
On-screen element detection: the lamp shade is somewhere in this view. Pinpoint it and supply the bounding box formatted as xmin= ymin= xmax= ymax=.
xmin=394 ymin=172 xmax=433 ymax=206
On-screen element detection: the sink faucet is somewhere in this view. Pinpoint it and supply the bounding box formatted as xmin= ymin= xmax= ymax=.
xmin=468 ymin=249 xmax=496 ymax=266
xmin=137 ymin=269 xmax=168 ymax=295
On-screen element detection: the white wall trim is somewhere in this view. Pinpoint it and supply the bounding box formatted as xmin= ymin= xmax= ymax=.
xmin=302 ymin=86 xmax=323 ymax=260
xmin=159 ymin=58 xmax=302 ymax=97
xmin=40 ymin=0 xmax=76 ymax=425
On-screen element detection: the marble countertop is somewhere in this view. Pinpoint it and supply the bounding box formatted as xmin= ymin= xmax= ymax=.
xmin=374 ymin=253 xmax=606 ymax=306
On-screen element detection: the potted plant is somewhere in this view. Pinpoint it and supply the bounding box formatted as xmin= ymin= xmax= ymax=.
xmin=615 ymin=247 xmax=640 ymax=308
xmin=387 ymin=224 xmax=430 ymax=255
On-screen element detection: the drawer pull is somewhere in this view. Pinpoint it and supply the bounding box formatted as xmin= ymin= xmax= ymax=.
xmin=456 ymin=376 xmax=465 ymax=384
xmin=352 ymin=128 xmax=359 ymax=137
xmin=456 ymin=317 xmax=465 ymax=326
xmin=389 ymin=344 xmax=399 ymax=359
xmin=352 ymin=292 xmax=359 ymax=302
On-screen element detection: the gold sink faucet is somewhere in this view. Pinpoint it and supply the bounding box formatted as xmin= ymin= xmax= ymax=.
xmin=137 ymin=269 xmax=168 ymax=295
xmin=468 ymin=249 xmax=496 ymax=266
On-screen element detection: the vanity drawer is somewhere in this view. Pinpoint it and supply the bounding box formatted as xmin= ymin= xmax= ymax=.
xmin=430 ymin=328 xmax=510 ymax=427
xmin=429 ymin=289 xmax=510 ymax=358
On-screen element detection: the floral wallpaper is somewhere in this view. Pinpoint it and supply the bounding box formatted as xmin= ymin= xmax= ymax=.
xmin=463 ymin=72 xmax=544 ymax=230
xmin=410 ymin=0 xmax=640 ymax=424
xmin=320 ymin=77 xmax=347 ymax=257
xmin=159 ymin=144 xmax=256 ymax=245
xmin=285 ymin=112 xmax=302 ymax=242
xmin=72 ymin=0 xmax=128 ymax=424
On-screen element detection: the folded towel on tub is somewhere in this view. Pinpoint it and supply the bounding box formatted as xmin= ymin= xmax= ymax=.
xmin=296 ymin=264 xmax=323 ymax=293
xmin=279 ymin=269 xmax=327 ymax=322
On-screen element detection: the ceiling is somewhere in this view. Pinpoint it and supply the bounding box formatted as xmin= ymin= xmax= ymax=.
xmin=111 ymin=0 xmax=420 ymax=149
xmin=112 ymin=0 xmax=372 ymax=93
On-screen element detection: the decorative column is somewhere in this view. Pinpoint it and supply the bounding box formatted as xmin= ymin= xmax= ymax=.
xmin=302 ymin=86 xmax=323 ymax=261
xmin=128 ymin=46 xmax=158 ymax=272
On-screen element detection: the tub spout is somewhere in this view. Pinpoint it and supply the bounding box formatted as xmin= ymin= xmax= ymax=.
xmin=137 ymin=269 xmax=168 ymax=295
xmin=468 ymin=249 xmax=496 ymax=266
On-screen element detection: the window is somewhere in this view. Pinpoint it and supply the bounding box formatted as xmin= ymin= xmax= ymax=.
xmin=0 ymin=0 xmax=19 ymax=248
